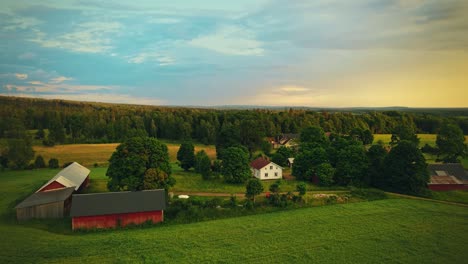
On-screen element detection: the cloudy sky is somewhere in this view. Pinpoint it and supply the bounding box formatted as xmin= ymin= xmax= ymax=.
xmin=1 ymin=0 xmax=467 ymax=107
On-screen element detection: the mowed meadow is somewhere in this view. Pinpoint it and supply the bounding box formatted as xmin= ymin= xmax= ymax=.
xmin=1 ymin=169 xmax=467 ymax=263
xmin=33 ymin=141 xmax=217 ymax=167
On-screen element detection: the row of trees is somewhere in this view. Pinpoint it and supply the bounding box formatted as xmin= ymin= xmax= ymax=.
xmin=1 ymin=97 xmax=467 ymax=147
xmin=290 ymin=123 xmax=466 ymax=196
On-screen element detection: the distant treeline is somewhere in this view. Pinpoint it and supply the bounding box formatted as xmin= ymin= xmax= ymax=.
xmin=0 ymin=96 xmax=467 ymax=145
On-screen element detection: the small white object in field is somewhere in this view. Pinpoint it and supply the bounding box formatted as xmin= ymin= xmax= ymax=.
xmin=178 ymin=195 xmax=190 ymax=199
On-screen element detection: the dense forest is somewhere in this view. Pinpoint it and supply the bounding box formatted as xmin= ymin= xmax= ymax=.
xmin=1 ymin=96 xmax=467 ymax=147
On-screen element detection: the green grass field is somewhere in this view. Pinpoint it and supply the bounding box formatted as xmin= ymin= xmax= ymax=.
xmin=1 ymin=169 xmax=468 ymax=263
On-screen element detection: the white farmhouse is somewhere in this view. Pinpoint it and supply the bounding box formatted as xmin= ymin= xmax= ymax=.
xmin=250 ymin=157 xmax=283 ymax=180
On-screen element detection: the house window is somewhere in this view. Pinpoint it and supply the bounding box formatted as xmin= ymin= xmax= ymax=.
xmin=275 ymin=172 xmax=278 ymax=177
xmin=270 ymin=166 xmax=273 ymax=169
xmin=265 ymin=173 xmax=268 ymax=177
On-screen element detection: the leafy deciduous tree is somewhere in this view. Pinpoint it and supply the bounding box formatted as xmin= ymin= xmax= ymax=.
xmin=221 ymin=147 xmax=251 ymax=184
xmin=245 ymin=178 xmax=264 ymax=203
xmin=107 ymin=137 xmax=174 ymax=191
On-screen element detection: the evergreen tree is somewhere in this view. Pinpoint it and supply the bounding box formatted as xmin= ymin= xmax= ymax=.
xmin=383 ymin=141 xmax=429 ymax=195
xmin=195 ymin=150 xmax=212 ymax=180
xmin=177 ymin=142 xmax=196 ymax=171
xmin=34 ymin=155 xmax=46 ymax=168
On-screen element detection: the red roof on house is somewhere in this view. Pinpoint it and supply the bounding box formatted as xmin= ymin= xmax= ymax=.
xmin=250 ymin=157 xmax=271 ymax=170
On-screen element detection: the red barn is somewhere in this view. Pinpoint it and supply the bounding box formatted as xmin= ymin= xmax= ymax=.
xmin=37 ymin=162 xmax=90 ymax=193
xmin=70 ymin=189 xmax=166 ymax=230
xmin=428 ymin=163 xmax=468 ymax=191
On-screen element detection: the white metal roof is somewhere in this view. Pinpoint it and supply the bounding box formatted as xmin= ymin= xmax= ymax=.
xmin=288 ymin=158 xmax=295 ymax=164
xmin=37 ymin=162 xmax=90 ymax=192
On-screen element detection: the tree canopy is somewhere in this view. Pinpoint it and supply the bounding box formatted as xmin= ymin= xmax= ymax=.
xmin=383 ymin=141 xmax=429 ymax=195
xmin=107 ymin=137 xmax=174 ymax=191
xmin=436 ymin=123 xmax=466 ymax=163
xmin=245 ymin=178 xmax=264 ymax=203
xmin=177 ymin=142 xmax=195 ymax=171
xmin=221 ymin=147 xmax=251 ymax=184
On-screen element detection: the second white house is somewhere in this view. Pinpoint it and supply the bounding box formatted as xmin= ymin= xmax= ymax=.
xmin=250 ymin=157 xmax=283 ymax=180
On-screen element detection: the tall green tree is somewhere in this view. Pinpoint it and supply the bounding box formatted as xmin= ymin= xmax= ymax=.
xmin=245 ymin=178 xmax=264 ymax=203
xmin=367 ymin=144 xmax=388 ymax=188
xmin=390 ymin=124 xmax=419 ymax=146
xmin=300 ymin=126 xmax=328 ymax=147
xmin=316 ymin=163 xmax=335 ymax=187
xmin=48 ymin=118 xmax=66 ymax=144
xmin=334 ymin=144 xmax=369 ymax=186
xmin=107 ymin=137 xmax=174 ymax=191
xmin=436 ymin=123 xmax=466 ymax=163
xmin=292 ymin=147 xmax=328 ymax=181
xmin=271 ymin=146 xmax=294 ymax=167
xmin=4 ymin=118 xmax=34 ymax=169
xmin=195 ymin=150 xmax=212 ymax=180
xmin=177 ymin=142 xmax=195 ymax=171
xmin=221 ymin=147 xmax=251 ymax=184
xmin=383 ymin=140 xmax=429 ymax=195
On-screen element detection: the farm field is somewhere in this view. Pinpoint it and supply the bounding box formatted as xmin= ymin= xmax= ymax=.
xmin=373 ymin=133 xmax=468 ymax=147
xmin=33 ymin=141 xmax=216 ymax=167
xmin=0 ymin=171 xmax=467 ymax=263
xmin=1 ymin=165 xmax=468 ymax=263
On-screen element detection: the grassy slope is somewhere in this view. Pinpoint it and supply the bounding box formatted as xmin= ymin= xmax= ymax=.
xmin=0 ymin=199 xmax=467 ymax=263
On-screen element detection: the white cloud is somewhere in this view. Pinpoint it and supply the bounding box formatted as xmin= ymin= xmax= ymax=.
xmin=15 ymin=73 xmax=28 ymax=80
xmin=189 ymin=25 xmax=264 ymax=56
xmin=0 ymin=93 xmax=166 ymax=106
xmin=127 ymin=52 xmax=175 ymax=65
xmin=6 ymin=81 xmax=113 ymax=93
xmin=50 ymin=76 xmax=73 ymax=84
xmin=2 ymin=16 xmax=42 ymax=31
xmin=279 ymin=85 xmax=309 ymax=93
xmin=29 ymin=22 xmax=122 ymax=53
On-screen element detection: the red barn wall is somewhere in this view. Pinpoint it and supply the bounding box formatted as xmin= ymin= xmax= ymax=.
xmin=72 ymin=210 xmax=163 ymax=230
xmin=39 ymin=181 xmax=65 ymax=192
xmin=428 ymin=184 xmax=468 ymax=191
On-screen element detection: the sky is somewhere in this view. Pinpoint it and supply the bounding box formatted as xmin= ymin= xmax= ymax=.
xmin=1 ymin=0 xmax=467 ymax=107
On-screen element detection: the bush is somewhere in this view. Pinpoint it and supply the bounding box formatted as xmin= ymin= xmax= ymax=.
xmin=421 ymin=144 xmax=438 ymax=155
xmin=94 ymin=163 xmax=99 ymax=168
xmin=296 ymin=183 xmax=307 ymax=196
xmin=34 ymin=155 xmax=46 ymax=168
xmin=42 ymin=138 xmax=55 ymax=147
xmin=350 ymin=188 xmax=387 ymax=201
xmin=48 ymin=158 xmax=59 ymax=169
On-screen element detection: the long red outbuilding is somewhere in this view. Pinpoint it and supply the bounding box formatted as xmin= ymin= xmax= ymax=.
xmin=70 ymin=189 xmax=166 ymax=230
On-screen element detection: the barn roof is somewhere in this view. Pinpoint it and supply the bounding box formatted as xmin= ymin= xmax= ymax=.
xmin=70 ymin=189 xmax=166 ymax=217
xmin=428 ymin=163 xmax=468 ymax=183
xmin=15 ymin=187 xmax=75 ymax=209
xmin=429 ymin=176 xmax=462 ymax=185
xmin=37 ymin=162 xmax=90 ymax=192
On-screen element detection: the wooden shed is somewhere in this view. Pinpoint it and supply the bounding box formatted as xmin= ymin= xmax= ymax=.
xmin=15 ymin=187 xmax=75 ymax=221
xmin=70 ymin=189 xmax=166 ymax=230
xmin=37 ymin=162 xmax=90 ymax=193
